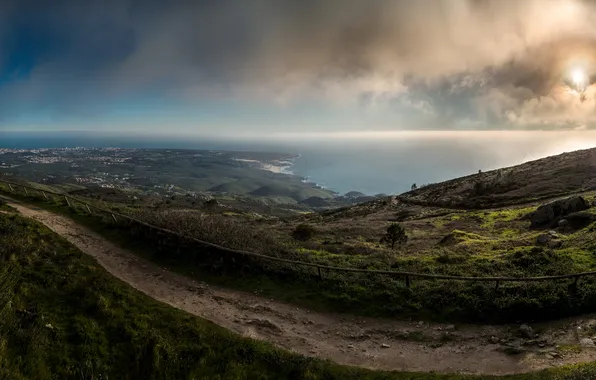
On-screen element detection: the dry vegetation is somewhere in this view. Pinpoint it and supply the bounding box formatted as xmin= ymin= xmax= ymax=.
xmin=400 ymin=148 xmax=596 ymax=209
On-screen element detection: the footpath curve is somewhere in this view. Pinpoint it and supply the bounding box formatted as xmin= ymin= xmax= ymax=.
xmin=3 ymin=196 xmax=596 ymax=376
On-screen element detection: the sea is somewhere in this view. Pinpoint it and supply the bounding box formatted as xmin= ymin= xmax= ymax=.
xmin=2 ymin=130 xmax=596 ymax=196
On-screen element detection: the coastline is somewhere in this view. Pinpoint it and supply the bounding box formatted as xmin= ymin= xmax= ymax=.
xmin=249 ymin=154 xmax=334 ymax=193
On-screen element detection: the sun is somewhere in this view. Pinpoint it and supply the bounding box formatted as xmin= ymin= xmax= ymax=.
xmin=571 ymin=68 xmax=586 ymax=87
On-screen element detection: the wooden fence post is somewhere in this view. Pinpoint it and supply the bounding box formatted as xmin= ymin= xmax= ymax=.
xmin=495 ymin=280 xmax=500 ymax=290
xmin=64 ymin=196 xmax=71 ymax=207
xmin=405 ymin=275 xmax=411 ymax=288
xmin=318 ymin=266 xmax=322 ymax=280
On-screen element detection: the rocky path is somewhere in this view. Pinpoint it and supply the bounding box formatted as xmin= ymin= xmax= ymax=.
xmin=3 ymin=196 xmax=596 ymax=375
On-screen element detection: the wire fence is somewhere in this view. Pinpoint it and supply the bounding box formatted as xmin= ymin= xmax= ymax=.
xmin=0 ymin=178 xmax=593 ymax=289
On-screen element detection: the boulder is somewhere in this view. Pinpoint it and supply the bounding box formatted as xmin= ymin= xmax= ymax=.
xmin=519 ymin=324 xmax=534 ymax=338
xmin=558 ymin=219 xmax=569 ymax=228
xmin=536 ymin=231 xmax=562 ymax=248
xmin=580 ymin=338 xmax=595 ymax=347
xmin=530 ymin=196 xmax=590 ymax=228
xmin=536 ymin=234 xmax=550 ymax=246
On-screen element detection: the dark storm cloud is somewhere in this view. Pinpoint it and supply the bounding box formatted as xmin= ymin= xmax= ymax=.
xmin=2 ymin=0 xmax=596 ymax=129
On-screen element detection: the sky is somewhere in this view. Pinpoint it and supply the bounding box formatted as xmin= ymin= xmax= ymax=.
xmin=3 ymin=0 xmax=596 ymax=136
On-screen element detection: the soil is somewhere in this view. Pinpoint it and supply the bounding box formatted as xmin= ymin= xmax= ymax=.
xmin=3 ymin=195 xmax=596 ymax=376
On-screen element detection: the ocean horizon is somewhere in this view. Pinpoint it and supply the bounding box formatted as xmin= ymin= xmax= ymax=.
xmin=2 ymin=131 xmax=596 ymax=195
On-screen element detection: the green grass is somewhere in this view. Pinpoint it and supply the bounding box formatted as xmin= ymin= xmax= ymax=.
xmin=0 ymin=202 xmax=16 ymax=212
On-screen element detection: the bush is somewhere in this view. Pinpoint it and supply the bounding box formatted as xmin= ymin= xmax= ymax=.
xmin=292 ymin=224 xmax=317 ymax=241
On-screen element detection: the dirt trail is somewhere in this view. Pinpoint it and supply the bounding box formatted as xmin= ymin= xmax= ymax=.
xmin=3 ymin=196 xmax=596 ymax=376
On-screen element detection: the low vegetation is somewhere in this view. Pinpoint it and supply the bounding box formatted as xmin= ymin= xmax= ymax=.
xmin=0 ymin=198 xmax=16 ymax=212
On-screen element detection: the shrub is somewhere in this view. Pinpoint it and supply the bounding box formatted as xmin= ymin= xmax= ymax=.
xmin=292 ymin=224 xmax=317 ymax=241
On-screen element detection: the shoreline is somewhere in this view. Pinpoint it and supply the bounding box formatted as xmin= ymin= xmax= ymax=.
xmin=244 ymin=154 xmax=337 ymax=194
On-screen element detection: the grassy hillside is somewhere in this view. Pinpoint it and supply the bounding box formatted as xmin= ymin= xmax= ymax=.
xmin=400 ymin=148 xmax=596 ymax=209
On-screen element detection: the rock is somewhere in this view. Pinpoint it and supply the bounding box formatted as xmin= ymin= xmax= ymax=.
xmin=503 ymin=345 xmax=526 ymax=355
xmin=519 ymin=324 xmax=534 ymax=338
xmin=545 ymin=353 xmax=554 ymax=359
xmin=536 ymin=234 xmax=551 ymax=246
xmin=246 ymin=318 xmax=283 ymax=334
xmin=580 ymin=338 xmax=595 ymax=347
xmin=536 ymin=231 xmax=562 ymax=248
xmin=558 ymin=219 xmax=569 ymax=228
xmin=490 ymin=336 xmax=500 ymax=344
xmin=347 ymin=344 xmax=355 ymax=349
xmin=444 ymin=324 xmax=456 ymax=331
xmin=530 ymin=196 xmax=590 ymax=228
xmin=381 ymin=343 xmax=391 ymax=348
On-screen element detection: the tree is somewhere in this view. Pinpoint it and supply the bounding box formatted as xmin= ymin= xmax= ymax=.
xmin=411 ymin=183 xmax=417 ymax=191
xmin=380 ymin=223 xmax=408 ymax=249
xmin=292 ymin=224 xmax=317 ymax=241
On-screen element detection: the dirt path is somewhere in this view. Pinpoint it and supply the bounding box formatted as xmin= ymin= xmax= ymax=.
xmin=3 ymin=196 xmax=596 ymax=375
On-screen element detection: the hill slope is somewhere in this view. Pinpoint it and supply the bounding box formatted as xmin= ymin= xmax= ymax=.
xmin=400 ymin=148 xmax=596 ymax=209
xmin=0 ymin=211 xmax=397 ymax=380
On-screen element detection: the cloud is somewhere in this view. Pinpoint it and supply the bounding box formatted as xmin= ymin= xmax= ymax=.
xmin=2 ymin=0 xmax=596 ymax=131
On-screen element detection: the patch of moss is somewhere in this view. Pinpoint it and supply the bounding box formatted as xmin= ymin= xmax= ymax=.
xmin=439 ymin=230 xmax=492 ymax=246
xmin=478 ymin=207 xmax=536 ymax=229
